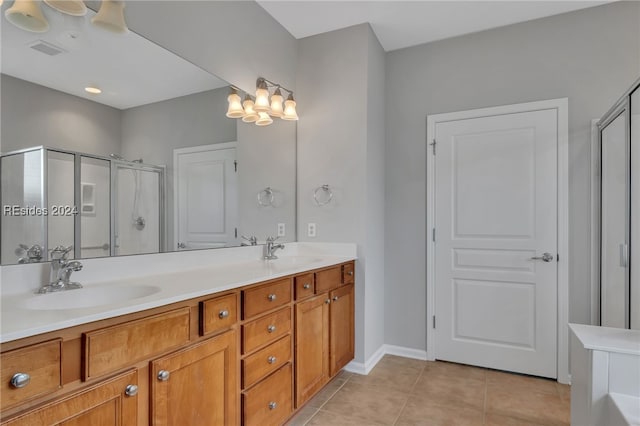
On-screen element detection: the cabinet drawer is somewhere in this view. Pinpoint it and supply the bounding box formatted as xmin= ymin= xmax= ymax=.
xmin=316 ymin=266 xmax=341 ymax=293
xmin=342 ymin=262 xmax=355 ymax=284
xmin=201 ymin=293 xmax=237 ymax=336
xmin=243 ymin=278 xmax=291 ymax=319
xmin=1 ymin=339 xmax=62 ymax=411
xmin=84 ymin=308 xmax=191 ymax=380
xmin=242 ymin=335 xmax=291 ymax=389
xmin=242 ymin=363 xmax=292 ymax=426
xmin=294 ymin=273 xmax=315 ymax=300
xmin=242 ymin=307 xmax=291 ymax=354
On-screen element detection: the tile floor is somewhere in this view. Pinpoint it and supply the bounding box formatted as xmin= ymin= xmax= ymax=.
xmin=286 ymin=355 xmax=570 ymax=426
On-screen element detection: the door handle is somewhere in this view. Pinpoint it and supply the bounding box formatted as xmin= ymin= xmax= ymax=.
xmin=530 ymin=252 xmax=554 ymax=262
xmin=620 ymin=243 xmax=629 ymax=267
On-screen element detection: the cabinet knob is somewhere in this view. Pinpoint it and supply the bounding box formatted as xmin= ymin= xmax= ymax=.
xmin=268 ymin=401 xmax=277 ymax=410
xmin=10 ymin=373 xmax=30 ymax=388
xmin=125 ymin=384 xmax=138 ymax=396
xmin=267 ymin=325 xmax=276 ymax=333
xmin=333 ymin=296 xmax=339 ymax=301
xmin=303 ymin=283 xmax=311 ymax=289
xmin=347 ymin=271 xmax=354 ymax=276
xmin=267 ymin=356 xmax=277 ymax=364
xmin=218 ymin=310 xmax=229 ymax=319
xmin=267 ymin=294 xmax=277 ymax=301
xmin=157 ymin=370 xmax=170 ymax=381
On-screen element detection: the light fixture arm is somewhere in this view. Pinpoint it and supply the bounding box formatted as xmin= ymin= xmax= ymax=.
xmin=257 ymin=77 xmax=294 ymax=97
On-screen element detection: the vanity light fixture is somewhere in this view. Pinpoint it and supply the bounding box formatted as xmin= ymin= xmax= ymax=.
xmin=4 ymin=0 xmax=50 ymax=33
xmin=92 ymin=0 xmax=128 ymax=34
xmin=44 ymin=0 xmax=87 ymax=17
xmin=85 ymin=86 xmax=102 ymax=94
xmin=226 ymin=77 xmax=299 ymax=126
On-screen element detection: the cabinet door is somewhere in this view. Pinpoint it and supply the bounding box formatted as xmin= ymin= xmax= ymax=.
xmin=151 ymin=330 xmax=238 ymax=426
xmin=329 ymin=284 xmax=354 ymax=377
xmin=295 ymin=293 xmax=329 ymax=407
xmin=2 ymin=370 xmax=137 ymax=426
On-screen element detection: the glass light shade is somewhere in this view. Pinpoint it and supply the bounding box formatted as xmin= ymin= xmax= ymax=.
xmin=254 ymin=87 xmax=271 ymax=112
xmin=5 ymin=0 xmax=49 ymax=33
xmin=92 ymin=0 xmax=128 ymax=34
xmin=282 ymin=97 xmax=299 ymax=121
xmin=270 ymin=89 xmax=284 ymax=118
xmin=242 ymin=97 xmax=258 ymax=123
xmin=256 ymin=112 xmax=273 ymax=126
xmin=44 ymin=0 xmax=87 ymax=16
xmin=226 ymin=93 xmax=244 ymax=118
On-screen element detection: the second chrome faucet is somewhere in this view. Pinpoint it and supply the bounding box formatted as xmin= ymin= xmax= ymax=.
xmin=263 ymin=237 xmax=285 ymax=260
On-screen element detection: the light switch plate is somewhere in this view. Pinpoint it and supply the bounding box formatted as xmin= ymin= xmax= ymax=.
xmin=307 ymin=223 xmax=316 ymax=237
xmin=277 ymin=223 xmax=285 ymax=237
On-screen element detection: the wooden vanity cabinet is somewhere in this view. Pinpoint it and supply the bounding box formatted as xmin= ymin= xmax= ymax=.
xmin=151 ymin=329 xmax=238 ymax=426
xmin=294 ymin=262 xmax=355 ymax=408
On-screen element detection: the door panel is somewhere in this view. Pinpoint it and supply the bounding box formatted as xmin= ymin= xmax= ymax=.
xmin=435 ymin=109 xmax=558 ymax=378
xmin=600 ymin=111 xmax=629 ymax=328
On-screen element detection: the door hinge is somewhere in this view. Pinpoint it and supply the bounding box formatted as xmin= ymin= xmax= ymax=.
xmin=432 ymin=315 xmax=436 ymax=329
xmin=432 ymin=228 xmax=436 ymax=242
xmin=430 ymin=139 xmax=436 ymax=155
xmin=234 ymin=160 xmax=238 ymax=172
xmin=234 ymin=228 xmax=238 ymax=238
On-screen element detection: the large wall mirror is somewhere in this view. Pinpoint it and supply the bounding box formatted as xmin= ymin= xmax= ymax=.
xmin=0 ymin=1 xmax=296 ymax=265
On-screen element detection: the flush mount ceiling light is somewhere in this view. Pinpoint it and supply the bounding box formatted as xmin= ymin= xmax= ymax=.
xmin=44 ymin=0 xmax=87 ymax=16
xmin=5 ymin=0 xmax=50 ymax=33
xmin=92 ymin=0 xmax=128 ymax=34
xmin=226 ymin=77 xmax=298 ymax=126
xmin=85 ymin=86 xmax=102 ymax=94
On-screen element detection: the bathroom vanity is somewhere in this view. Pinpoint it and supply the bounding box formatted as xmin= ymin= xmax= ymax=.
xmin=0 ymin=248 xmax=355 ymax=425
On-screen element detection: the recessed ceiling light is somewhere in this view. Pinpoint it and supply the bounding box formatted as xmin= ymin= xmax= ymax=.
xmin=85 ymin=86 xmax=102 ymax=94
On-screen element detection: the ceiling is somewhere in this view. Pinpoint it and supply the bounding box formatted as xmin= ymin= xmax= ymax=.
xmin=1 ymin=2 xmax=227 ymax=110
xmin=257 ymin=1 xmax=609 ymax=52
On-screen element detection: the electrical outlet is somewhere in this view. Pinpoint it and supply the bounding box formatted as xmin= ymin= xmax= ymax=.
xmin=307 ymin=223 xmax=317 ymax=238
xmin=277 ymin=223 xmax=285 ymax=237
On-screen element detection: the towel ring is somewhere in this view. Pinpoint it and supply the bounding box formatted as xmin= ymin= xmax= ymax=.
xmin=313 ymin=184 xmax=333 ymax=206
xmin=257 ymin=187 xmax=275 ymax=207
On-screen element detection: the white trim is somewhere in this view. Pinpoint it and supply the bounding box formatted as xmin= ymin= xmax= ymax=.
xmin=590 ymin=119 xmax=601 ymax=326
xmin=343 ymin=344 xmax=428 ymax=375
xmin=172 ymin=142 xmax=237 ymax=251
xmin=426 ymin=98 xmax=570 ymax=384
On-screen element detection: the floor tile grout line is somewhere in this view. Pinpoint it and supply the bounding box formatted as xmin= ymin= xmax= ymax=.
xmin=300 ymin=374 xmax=351 ymax=426
xmin=391 ymin=395 xmax=411 ymax=426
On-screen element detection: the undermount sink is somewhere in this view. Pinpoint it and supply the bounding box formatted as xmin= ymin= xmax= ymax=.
xmin=23 ymin=285 xmax=161 ymax=310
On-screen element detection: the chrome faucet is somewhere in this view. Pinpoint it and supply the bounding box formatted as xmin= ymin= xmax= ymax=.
xmin=263 ymin=237 xmax=285 ymax=260
xmin=38 ymin=245 xmax=83 ymax=294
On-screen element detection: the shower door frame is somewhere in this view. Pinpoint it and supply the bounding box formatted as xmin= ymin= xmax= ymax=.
xmin=110 ymin=161 xmax=166 ymax=257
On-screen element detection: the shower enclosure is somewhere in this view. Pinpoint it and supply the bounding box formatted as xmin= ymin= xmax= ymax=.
xmin=0 ymin=146 xmax=165 ymax=264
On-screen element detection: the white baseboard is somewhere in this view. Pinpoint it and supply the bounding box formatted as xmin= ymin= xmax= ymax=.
xmin=344 ymin=344 xmax=428 ymax=375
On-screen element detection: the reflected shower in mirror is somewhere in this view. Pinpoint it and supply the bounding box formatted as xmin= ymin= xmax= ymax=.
xmin=0 ymin=1 xmax=297 ymax=265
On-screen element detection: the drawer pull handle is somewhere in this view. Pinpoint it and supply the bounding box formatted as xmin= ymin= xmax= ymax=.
xmin=325 ymin=299 xmax=331 ymax=304
xmin=333 ymin=296 xmax=339 ymax=301
xmin=267 ymin=325 xmax=276 ymax=333
xmin=347 ymin=271 xmax=354 ymax=276
xmin=10 ymin=373 xmax=30 ymax=388
xmin=125 ymin=384 xmax=138 ymax=396
xmin=267 ymin=356 xmax=277 ymax=364
xmin=219 ymin=310 xmax=230 ymax=319
xmin=157 ymin=370 xmax=170 ymax=382
xmin=269 ymin=401 xmax=277 ymax=410
xmin=267 ymin=293 xmax=277 ymax=301
xmin=303 ymin=283 xmax=311 ymax=289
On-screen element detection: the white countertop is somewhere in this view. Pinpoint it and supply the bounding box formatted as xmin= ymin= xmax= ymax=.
xmin=569 ymin=323 xmax=640 ymax=356
xmin=0 ymin=243 xmax=357 ymax=344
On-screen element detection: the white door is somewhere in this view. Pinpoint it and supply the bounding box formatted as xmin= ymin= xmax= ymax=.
xmin=434 ymin=108 xmax=558 ymax=378
xmin=174 ymin=144 xmax=238 ymax=250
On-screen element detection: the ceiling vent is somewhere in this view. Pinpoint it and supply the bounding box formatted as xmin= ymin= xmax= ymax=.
xmin=28 ymin=40 xmax=66 ymax=56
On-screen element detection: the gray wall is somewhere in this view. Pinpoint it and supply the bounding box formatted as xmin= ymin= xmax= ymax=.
xmin=121 ymin=87 xmax=236 ymax=250
xmin=124 ymin=1 xmax=297 ymax=95
xmin=384 ymin=2 xmax=640 ymax=351
xmin=297 ymin=24 xmax=386 ymax=364
xmin=1 ymin=74 xmax=121 ymax=155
